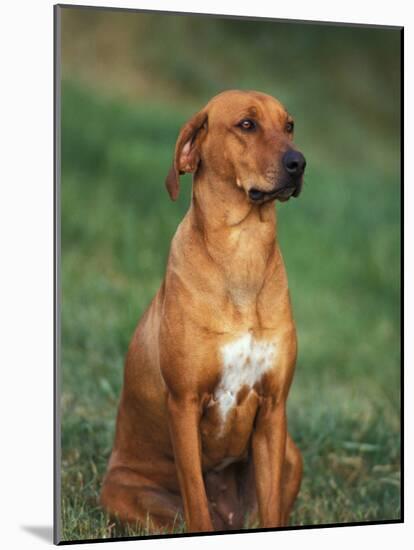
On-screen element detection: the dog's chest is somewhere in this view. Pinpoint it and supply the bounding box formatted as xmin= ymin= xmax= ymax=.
xmin=211 ymin=333 xmax=277 ymax=423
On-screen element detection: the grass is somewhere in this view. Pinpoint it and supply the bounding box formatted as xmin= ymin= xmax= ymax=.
xmin=59 ymin=78 xmax=401 ymax=542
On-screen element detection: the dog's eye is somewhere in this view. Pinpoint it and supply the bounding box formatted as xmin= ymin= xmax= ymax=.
xmin=238 ymin=119 xmax=256 ymax=131
xmin=286 ymin=121 xmax=294 ymax=133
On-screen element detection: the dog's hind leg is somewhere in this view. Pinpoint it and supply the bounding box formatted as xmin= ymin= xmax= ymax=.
xmin=100 ymin=467 xmax=184 ymax=533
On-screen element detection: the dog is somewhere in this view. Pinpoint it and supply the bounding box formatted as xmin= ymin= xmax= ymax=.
xmin=100 ymin=90 xmax=305 ymax=533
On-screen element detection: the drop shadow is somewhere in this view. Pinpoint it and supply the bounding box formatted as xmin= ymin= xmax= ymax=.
xmin=21 ymin=525 xmax=53 ymax=543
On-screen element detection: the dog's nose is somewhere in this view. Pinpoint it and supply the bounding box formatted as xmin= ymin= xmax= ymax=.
xmin=282 ymin=150 xmax=306 ymax=177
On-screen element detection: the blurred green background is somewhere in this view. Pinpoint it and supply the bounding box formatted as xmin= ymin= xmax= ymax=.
xmin=59 ymin=6 xmax=401 ymax=542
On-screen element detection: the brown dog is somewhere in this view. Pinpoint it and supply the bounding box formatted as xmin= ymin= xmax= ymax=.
xmin=100 ymin=90 xmax=305 ymax=533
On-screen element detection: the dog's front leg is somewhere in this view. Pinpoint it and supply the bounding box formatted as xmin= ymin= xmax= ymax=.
xmin=167 ymin=392 xmax=213 ymax=533
xmin=252 ymin=396 xmax=287 ymax=528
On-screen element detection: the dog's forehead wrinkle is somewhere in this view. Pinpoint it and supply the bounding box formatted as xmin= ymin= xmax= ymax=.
xmin=207 ymin=91 xmax=279 ymax=118
xmin=227 ymin=105 xmax=260 ymax=122
xmin=208 ymin=98 xmax=286 ymax=134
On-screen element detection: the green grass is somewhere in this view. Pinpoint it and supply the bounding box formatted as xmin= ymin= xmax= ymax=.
xmin=60 ymin=80 xmax=401 ymax=542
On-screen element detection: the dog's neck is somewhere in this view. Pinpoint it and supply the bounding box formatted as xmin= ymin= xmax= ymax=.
xmin=187 ymin=172 xmax=280 ymax=304
xmin=191 ymin=172 xmax=276 ymax=230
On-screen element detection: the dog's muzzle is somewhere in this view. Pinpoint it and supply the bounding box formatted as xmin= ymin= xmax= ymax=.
xmin=248 ymin=184 xmax=299 ymax=203
xmin=248 ymin=149 xmax=306 ymax=203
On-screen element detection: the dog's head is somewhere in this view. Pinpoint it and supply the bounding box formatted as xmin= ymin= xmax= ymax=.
xmin=165 ymin=90 xmax=306 ymax=204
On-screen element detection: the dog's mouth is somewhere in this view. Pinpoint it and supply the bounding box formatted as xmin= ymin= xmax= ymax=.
xmin=248 ymin=185 xmax=299 ymax=204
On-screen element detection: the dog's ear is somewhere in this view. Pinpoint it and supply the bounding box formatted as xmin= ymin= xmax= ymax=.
xmin=165 ymin=110 xmax=208 ymax=201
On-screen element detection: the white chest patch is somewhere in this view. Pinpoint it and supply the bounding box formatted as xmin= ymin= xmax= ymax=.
xmin=214 ymin=333 xmax=277 ymax=424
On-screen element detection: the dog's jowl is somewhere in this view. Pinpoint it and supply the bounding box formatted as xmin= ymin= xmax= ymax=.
xmin=100 ymin=90 xmax=306 ymax=533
